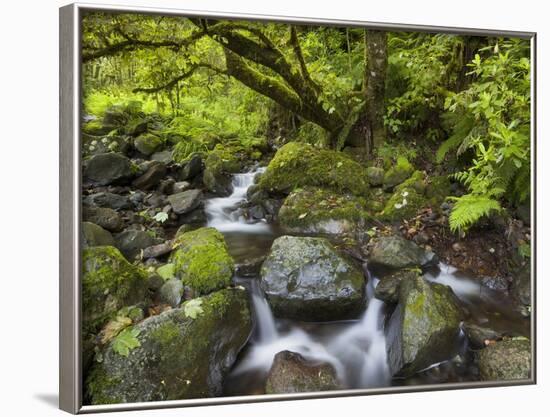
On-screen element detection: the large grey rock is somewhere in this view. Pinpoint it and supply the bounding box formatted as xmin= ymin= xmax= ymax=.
xmin=86 ymin=288 xmax=252 ymax=404
xmin=82 ymin=222 xmax=115 ymax=247
xmin=179 ymin=154 xmax=203 ymax=180
xmin=386 ymin=276 xmax=463 ymax=377
xmin=511 ymin=263 xmax=531 ymax=306
xmin=265 ymin=350 xmax=341 ymax=394
xmin=84 ymin=153 xmax=133 ymax=185
xmin=83 ymin=206 xmax=123 ymax=232
xmin=132 ymin=161 xmax=167 ymax=190
xmin=84 ymin=192 xmax=132 ymax=211
xmin=368 ymin=235 xmax=437 ymax=270
xmin=478 ymin=338 xmax=531 ymax=381
xmin=260 ymin=236 xmax=365 ymax=321
xmin=115 ymin=230 xmax=156 ymax=260
xmin=151 ymin=150 xmax=173 ymax=165
xmin=463 ymin=322 xmax=503 ymax=349
xmin=167 ymin=189 xmax=202 ymax=215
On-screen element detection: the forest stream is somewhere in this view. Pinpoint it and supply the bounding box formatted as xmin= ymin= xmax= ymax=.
xmin=194 ymin=168 xmax=530 ymax=395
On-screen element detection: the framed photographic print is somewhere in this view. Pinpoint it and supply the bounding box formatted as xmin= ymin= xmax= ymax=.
xmin=59 ymin=2 xmax=536 ymax=413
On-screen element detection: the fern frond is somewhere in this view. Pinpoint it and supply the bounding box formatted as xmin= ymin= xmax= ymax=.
xmin=436 ymin=116 xmax=474 ymax=163
xmin=449 ymin=194 xmax=501 ymax=233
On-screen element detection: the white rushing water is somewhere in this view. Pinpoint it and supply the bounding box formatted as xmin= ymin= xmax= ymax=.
xmin=234 ymin=276 xmax=391 ymax=388
xmin=205 ymin=167 xmax=271 ymax=233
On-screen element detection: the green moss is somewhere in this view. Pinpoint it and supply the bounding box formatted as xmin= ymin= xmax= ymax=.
xmin=82 ymin=246 xmax=148 ymax=335
xmin=170 ymin=228 xmax=234 ymax=296
xmin=383 ymin=156 xmax=414 ymax=190
xmin=150 ymin=321 xmax=180 ymax=346
xmin=395 ymin=170 xmax=426 ymax=195
xmin=258 ymin=142 xmax=370 ymax=196
xmin=134 ymin=133 xmax=163 ymax=156
xmin=86 ymin=367 xmax=122 ymax=405
xmin=279 ymin=187 xmax=371 ymax=232
xmin=380 ymin=187 xmax=426 ymax=222
xmin=426 ymin=175 xmax=452 ymax=206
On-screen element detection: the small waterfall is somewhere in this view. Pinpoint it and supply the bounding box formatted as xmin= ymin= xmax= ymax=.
xmin=205 ymin=167 xmax=270 ymax=233
xmin=249 ymin=279 xmax=278 ymax=343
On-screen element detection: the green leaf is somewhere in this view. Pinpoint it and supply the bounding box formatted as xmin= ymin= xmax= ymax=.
xmin=154 ymin=212 xmax=169 ymax=223
xmin=157 ymin=263 xmax=175 ymax=280
xmin=183 ymin=298 xmax=204 ymax=319
xmin=112 ymin=328 xmax=141 ymax=357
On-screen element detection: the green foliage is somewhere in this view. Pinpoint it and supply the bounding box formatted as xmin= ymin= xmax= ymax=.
xmin=518 ymin=243 xmax=531 ymax=259
xmin=112 ymin=327 xmax=141 ymax=357
xmin=183 ymin=298 xmax=204 ymax=319
xmin=385 ymin=33 xmax=465 ymax=138
xmin=441 ymin=39 xmax=530 ymax=231
xmin=448 ymin=195 xmax=501 ymax=233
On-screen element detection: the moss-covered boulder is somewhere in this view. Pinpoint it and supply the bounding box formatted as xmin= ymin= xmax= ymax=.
xmin=84 ymin=153 xmax=134 ymax=186
xmin=202 ymin=146 xmax=242 ymax=196
xmin=170 ymin=227 xmax=234 ymax=296
xmin=265 ymin=350 xmax=341 ymax=394
xmin=278 ymin=187 xmax=370 ymax=234
xmin=134 ymin=133 xmax=163 ymax=156
xmin=82 ymin=222 xmax=115 ymax=248
xmin=82 ymin=246 xmax=149 ymax=337
xmin=477 ymin=338 xmax=531 ymax=381
xmin=382 ymin=156 xmax=414 ymax=190
xmin=395 ymin=170 xmax=427 ymax=195
xmin=83 ymin=206 xmax=123 ymax=232
xmin=366 ymin=166 xmax=385 ymax=186
xmin=261 ymin=236 xmax=365 ymax=321
xmin=368 ymin=235 xmax=437 ymax=270
xmin=380 ymin=187 xmax=426 ymax=222
xmin=86 ymin=288 xmax=253 ymax=404
xmin=386 ymin=276 xmax=463 ymax=376
xmin=258 ymin=142 xmax=370 ymax=196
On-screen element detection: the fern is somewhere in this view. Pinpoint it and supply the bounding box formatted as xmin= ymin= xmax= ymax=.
xmin=449 ymin=195 xmax=501 ymax=233
xmin=172 ymin=139 xmax=209 ymax=163
xmin=436 ymin=115 xmax=474 ymax=163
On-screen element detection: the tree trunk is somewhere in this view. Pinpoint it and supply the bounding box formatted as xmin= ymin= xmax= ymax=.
xmin=363 ymin=29 xmax=388 ymax=155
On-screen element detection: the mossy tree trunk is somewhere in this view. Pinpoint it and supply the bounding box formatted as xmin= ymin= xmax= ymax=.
xmin=363 ymin=30 xmax=388 ymax=154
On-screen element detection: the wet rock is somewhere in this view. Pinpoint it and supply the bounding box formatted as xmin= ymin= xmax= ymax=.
xmin=248 ymin=205 xmax=265 ymax=220
xmin=380 ymin=187 xmax=426 ymax=222
xmin=179 ymin=154 xmax=203 ymax=180
xmin=134 ymin=133 xmax=163 ymax=156
xmin=86 ymin=288 xmax=252 ymax=404
xmin=147 ymin=273 xmax=165 ymax=292
xmin=159 ymin=278 xmax=183 ymax=307
xmin=265 ymin=350 xmax=341 ymax=394
xmin=463 ymin=322 xmax=503 ymax=349
xmin=167 ymin=189 xmax=202 ymax=215
xmin=478 ymin=338 xmax=531 ymax=381
xmin=481 ymin=275 xmax=510 ymax=292
xmin=142 ymin=241 xmax=173 ymax=259
xmin=178 ymin=207 xmax=207 ymax=224
xmin=278 ymin=187 xmax=366 ymax=235
xmin=170 ymin=228 xmax=234 ymax=296
xmin=145 ymin=193 xmax=166 ymax=209
xmin=128 ymin=190 xmax=146 ymax=206
xmin=261 ymin=199 xmax=283 ymax=218
xmin=84 ymin=153 xmax=133 ymax=185
xmin=84 ymin=192 xmax=132 ymax=211
xmin=368 ymin=235 xmax=437 ymax=270
xmin=247 ymin=185 xmax=268 ymax=205
xmin=115 ymin=230 xmax=157 ymax=261
xmin=510 ymin=263 xmax=531 ymax=306
xmin=386 ymin=276 xmax=463 ymax=377
xmin=366 ymin=166 xmax=385 ymax=186
xmin=235 ymin=255 xmax=266 ymax=277
xmin=374 ymin=270 xmax=418 ymax=304
xmin=82 ymin=222 xmax=115 ymax=248
xmin=172 ymin=181 xmax=192 ymax=194
xmin=151 ymin=150 xmax=173 ymax=165
xmin=83 ymin=206 xmax=123 ymax=232
xmin=203 ymin=148 xmax=240 ymax=196
xmin=132 ymin=161 xmax=167 ymax=190
xmin=261 ymin=236 xmax=365 ymax=321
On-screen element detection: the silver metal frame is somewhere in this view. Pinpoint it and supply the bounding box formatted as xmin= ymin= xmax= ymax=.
xmin=59 ymin=2 xmax=537 ymax=414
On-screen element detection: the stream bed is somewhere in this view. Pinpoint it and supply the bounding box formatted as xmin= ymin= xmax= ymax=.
xmin=201 ymin=168 xmax=529 ymax=396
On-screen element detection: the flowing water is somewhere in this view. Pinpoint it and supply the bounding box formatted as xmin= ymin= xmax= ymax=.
xmin=202 ymin=168 xmax=529 ymax=396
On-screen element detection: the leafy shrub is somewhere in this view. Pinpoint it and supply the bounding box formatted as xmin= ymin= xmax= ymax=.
xmin=440 ymin=39 xmax=530 ymax=232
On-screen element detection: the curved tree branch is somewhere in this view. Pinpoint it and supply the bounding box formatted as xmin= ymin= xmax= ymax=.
xmin=132 ymin=63 xmax=225 ymax=93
